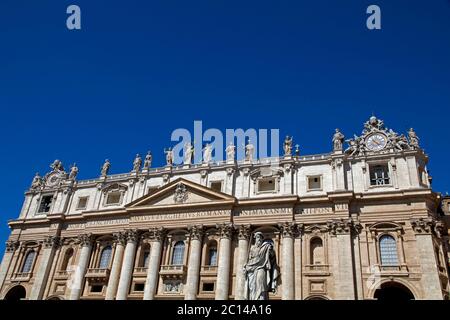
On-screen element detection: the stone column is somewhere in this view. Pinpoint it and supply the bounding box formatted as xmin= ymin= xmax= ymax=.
xmin=105 ymin=232 xmax=126 ymax=300
xmin=411 ymin=219 xmax=443 ymax=300
xmin=328 ymin=219 xmax=356 ymax=300
xmin=280 ymin=222 xmax=295 ymax=300
xmin=116 ymin=229 xmax=138 ymax=300
xmin=215 ymin=224 xmax=233 ymax=300
xmin=69 ymin=234 xmax=93 ymax=300
xmin=143 ymin=227 xmax=166 ymax=300
xmin=184 ymin=225 xmax=204 ymax=300
xmin=30 ymin=236 xmax=60 ymax=300
xmin=0 ymin=240 xmax=19 ymax=290
xmin=235 ymin=225 xmax=251 ymax=300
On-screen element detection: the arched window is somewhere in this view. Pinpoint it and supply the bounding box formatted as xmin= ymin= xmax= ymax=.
xmin=379 ymin=235 xmax=399 ymax=266
xmin=99 ymin=246 xmax=112 ymax=269
xmin=171 ymin=241 xmax=185 ymax=265
xmin=60 ymin=248 xmax=74 ymax=271
xmin=207 ymin=241 xmax=218 ymax=266
xmin=310 ymin=238 xmax=324 ymax=265
xmin=21 ymin=251 xmax=36 ymax=273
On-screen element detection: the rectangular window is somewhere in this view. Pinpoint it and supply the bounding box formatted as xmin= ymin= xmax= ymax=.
xmin=258 ymin=178 xmax=276 ymax=193
xmin=76 ymin=196 xmax=89 ymax=210
xmin=210 ymin=181 xmax=223 ymax=192
xmin=106 ymin=192 xmax=122 ymax=205
xmin=38 ymin=195 xmax=53 ymax=213
xmin=370 ymin=164 xmax=390 ymax=186
xmin=202 ymin=282 xmax=215 ymax=292
xmin=307 ymin=176 xmax=322 ymax=191
xmin=90 ymin=285 xmax=103 ymax=293
xmin=134 ymin=283 xmax=145 ymax=292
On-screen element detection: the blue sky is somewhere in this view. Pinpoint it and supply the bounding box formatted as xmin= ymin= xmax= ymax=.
xmin=0 ymin=0 xmax=450 ymax=254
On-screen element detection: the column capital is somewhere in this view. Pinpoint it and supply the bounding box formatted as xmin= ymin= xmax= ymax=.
xmin=113 ymin=231 xmax=127 ymax=246
xmin=237 ymin=224 xmax=252 ymax=240
xmin=5 ymin=240 xmax=20 ymax=252
xmin=149 ymin=227 xmax=166 ymax=242
xmin=188 ymin=225 xmax=204 ymax=241
xmin=77 ymin=233 xmax=94 ymax=247
xmin=327 ymin=218 xmax=353 ymax=236
xmin=216 ymin=223 xmax=233 ymax=239
xmin=278 ymin=222 xmax=297 ymax=238
xmin=43 ymin=235 xmax=61 ymax=249
xmin=124 ymin=229 xmax=139 ymax=243
xmin=410 ymin=218 xmax=435 ymax=235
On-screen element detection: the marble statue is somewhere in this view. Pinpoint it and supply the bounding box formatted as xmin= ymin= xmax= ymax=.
xmin=245 ymin=140 xmax=255 ymax=162
xmin=332 ymin=128 xmax=345 ymax=151
xmin=50 ymin=159 xmax=64 ymax=172
xmin=69 ymin=163 xmax=79 ymax=180
xmin=202 ymin=143 xmax=212 ymax=164
xmin=143 ymin=151 xmax=152 ymax=170
xmin=31 ymin=173 xmax=43 ymax=189
xmin=132 ymin=154 xmax=142 ymax=172
xmin=283 ymin=136 xmax=293 ymax=156
xmin=184 ymin=142 xmax=194 ymax=165
xmin=226 ymin=142 xmax=236 ymax=162
xmin=165 ymin=148 xmax=173 ymax=166
xmin=295 ymin=144 xmax=300 ymax=156
xmin=408 ymin=128 xmax=419 ymax=149
xmin=243 ymin=232 xmax=279 ymax=300
xmin=101 ymin=159 xmax=111 ymax=177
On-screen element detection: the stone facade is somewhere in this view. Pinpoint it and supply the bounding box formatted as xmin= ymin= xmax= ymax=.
xmin=0 ymin=116 xmax=449 ymax=300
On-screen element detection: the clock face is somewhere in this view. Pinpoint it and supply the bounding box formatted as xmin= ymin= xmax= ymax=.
xmin=46 ymin=173 xmax=60 ymax=187
xmin=366 ymin=133 xmax=387 ymax=151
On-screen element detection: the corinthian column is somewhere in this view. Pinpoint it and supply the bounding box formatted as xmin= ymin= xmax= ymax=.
xmin=184 ymin=225 xmax=204 ymax=300
xmin=0 ymin=240 xmax=19 ymax=290
xmin=143 ymin=227 xmax=166 ymax=300
xmin=116 ymin=229 xmax=139 ymax=300
xmin=280 ymin=222 xmax=295 ymax=300
xmin=235 ymin=225 xmax=251 ymax=300
xmin=105 ymin=232 xmax=126 ymax=300
xmin=69 ymin=233 xmax=93 ymax=300
xmin=30 ymin=235 xmax=60 ymax=300
xmin=215 ymin=223 xmax=233 ymax=300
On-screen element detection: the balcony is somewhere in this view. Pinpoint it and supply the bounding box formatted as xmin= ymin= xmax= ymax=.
xmin=376 ymin=264 xmax=409 ymax=276
xmin=54 ymin=270 xmax=70 ymax=280
xmin=85 ymin=268 xmax=110 ymax=281
xmin=133 ymin=267 xmax=148 ymax=277
xmin=303 ymin=264 xmax=330 ymax=276
xmin=159 ymin=265 xmax=187 ymax=280
xmin=200 ymin=265 xmax=218 ymax=276
xmin=12 ymin=272 xmax=32 ymax=281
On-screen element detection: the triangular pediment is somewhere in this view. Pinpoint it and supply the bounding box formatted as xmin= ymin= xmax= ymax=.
xmin=126 ymin=178 xmax=236 ymax=209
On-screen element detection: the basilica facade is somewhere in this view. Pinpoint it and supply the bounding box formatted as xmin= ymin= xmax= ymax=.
xmin=0 ymin=116 xmax=448 ymax=300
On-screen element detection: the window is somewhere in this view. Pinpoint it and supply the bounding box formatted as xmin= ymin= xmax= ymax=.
xmin=207 ymin=242 xmax=218 ymax=266
xmin=134 ymin=283 xmax=145 ymax=292
xmin=202 ymin=282 xmax=215 ymax=292
xmin=370 ymin=164 xmax=390 ymax=186
xmin=61 ymin=248 xmax=74 ymax=271
xmin=258 ymin=178 xmax=276 ymax=193
xmin=91 ymin=285 xmax=103 ymax=293
xmin=99 ymin=246 xmax=112 ymax=269
xmin=142 ymin=251 xmax=150 ymax=268
xmin=310 ymin=238 xmax=324 ymax=265
xmin=105 ymin=192 xmax=122 ymax=205
xmin=171 ymin=241 xmax=185 ymax=265
xmin=210 ymin=181 xmax=223 ymax=192
xmin=38 ymin=196 xmax=53 ymax=213
xmin=308 ymin=176 xmax=322 ymax=190
xmin=379 ymin=235 xmax=399 ymax=266
xmin=76 ymin=197 xmax=89 ymax=210
xmin=21 ymin=251 xmax=36 ymax=273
